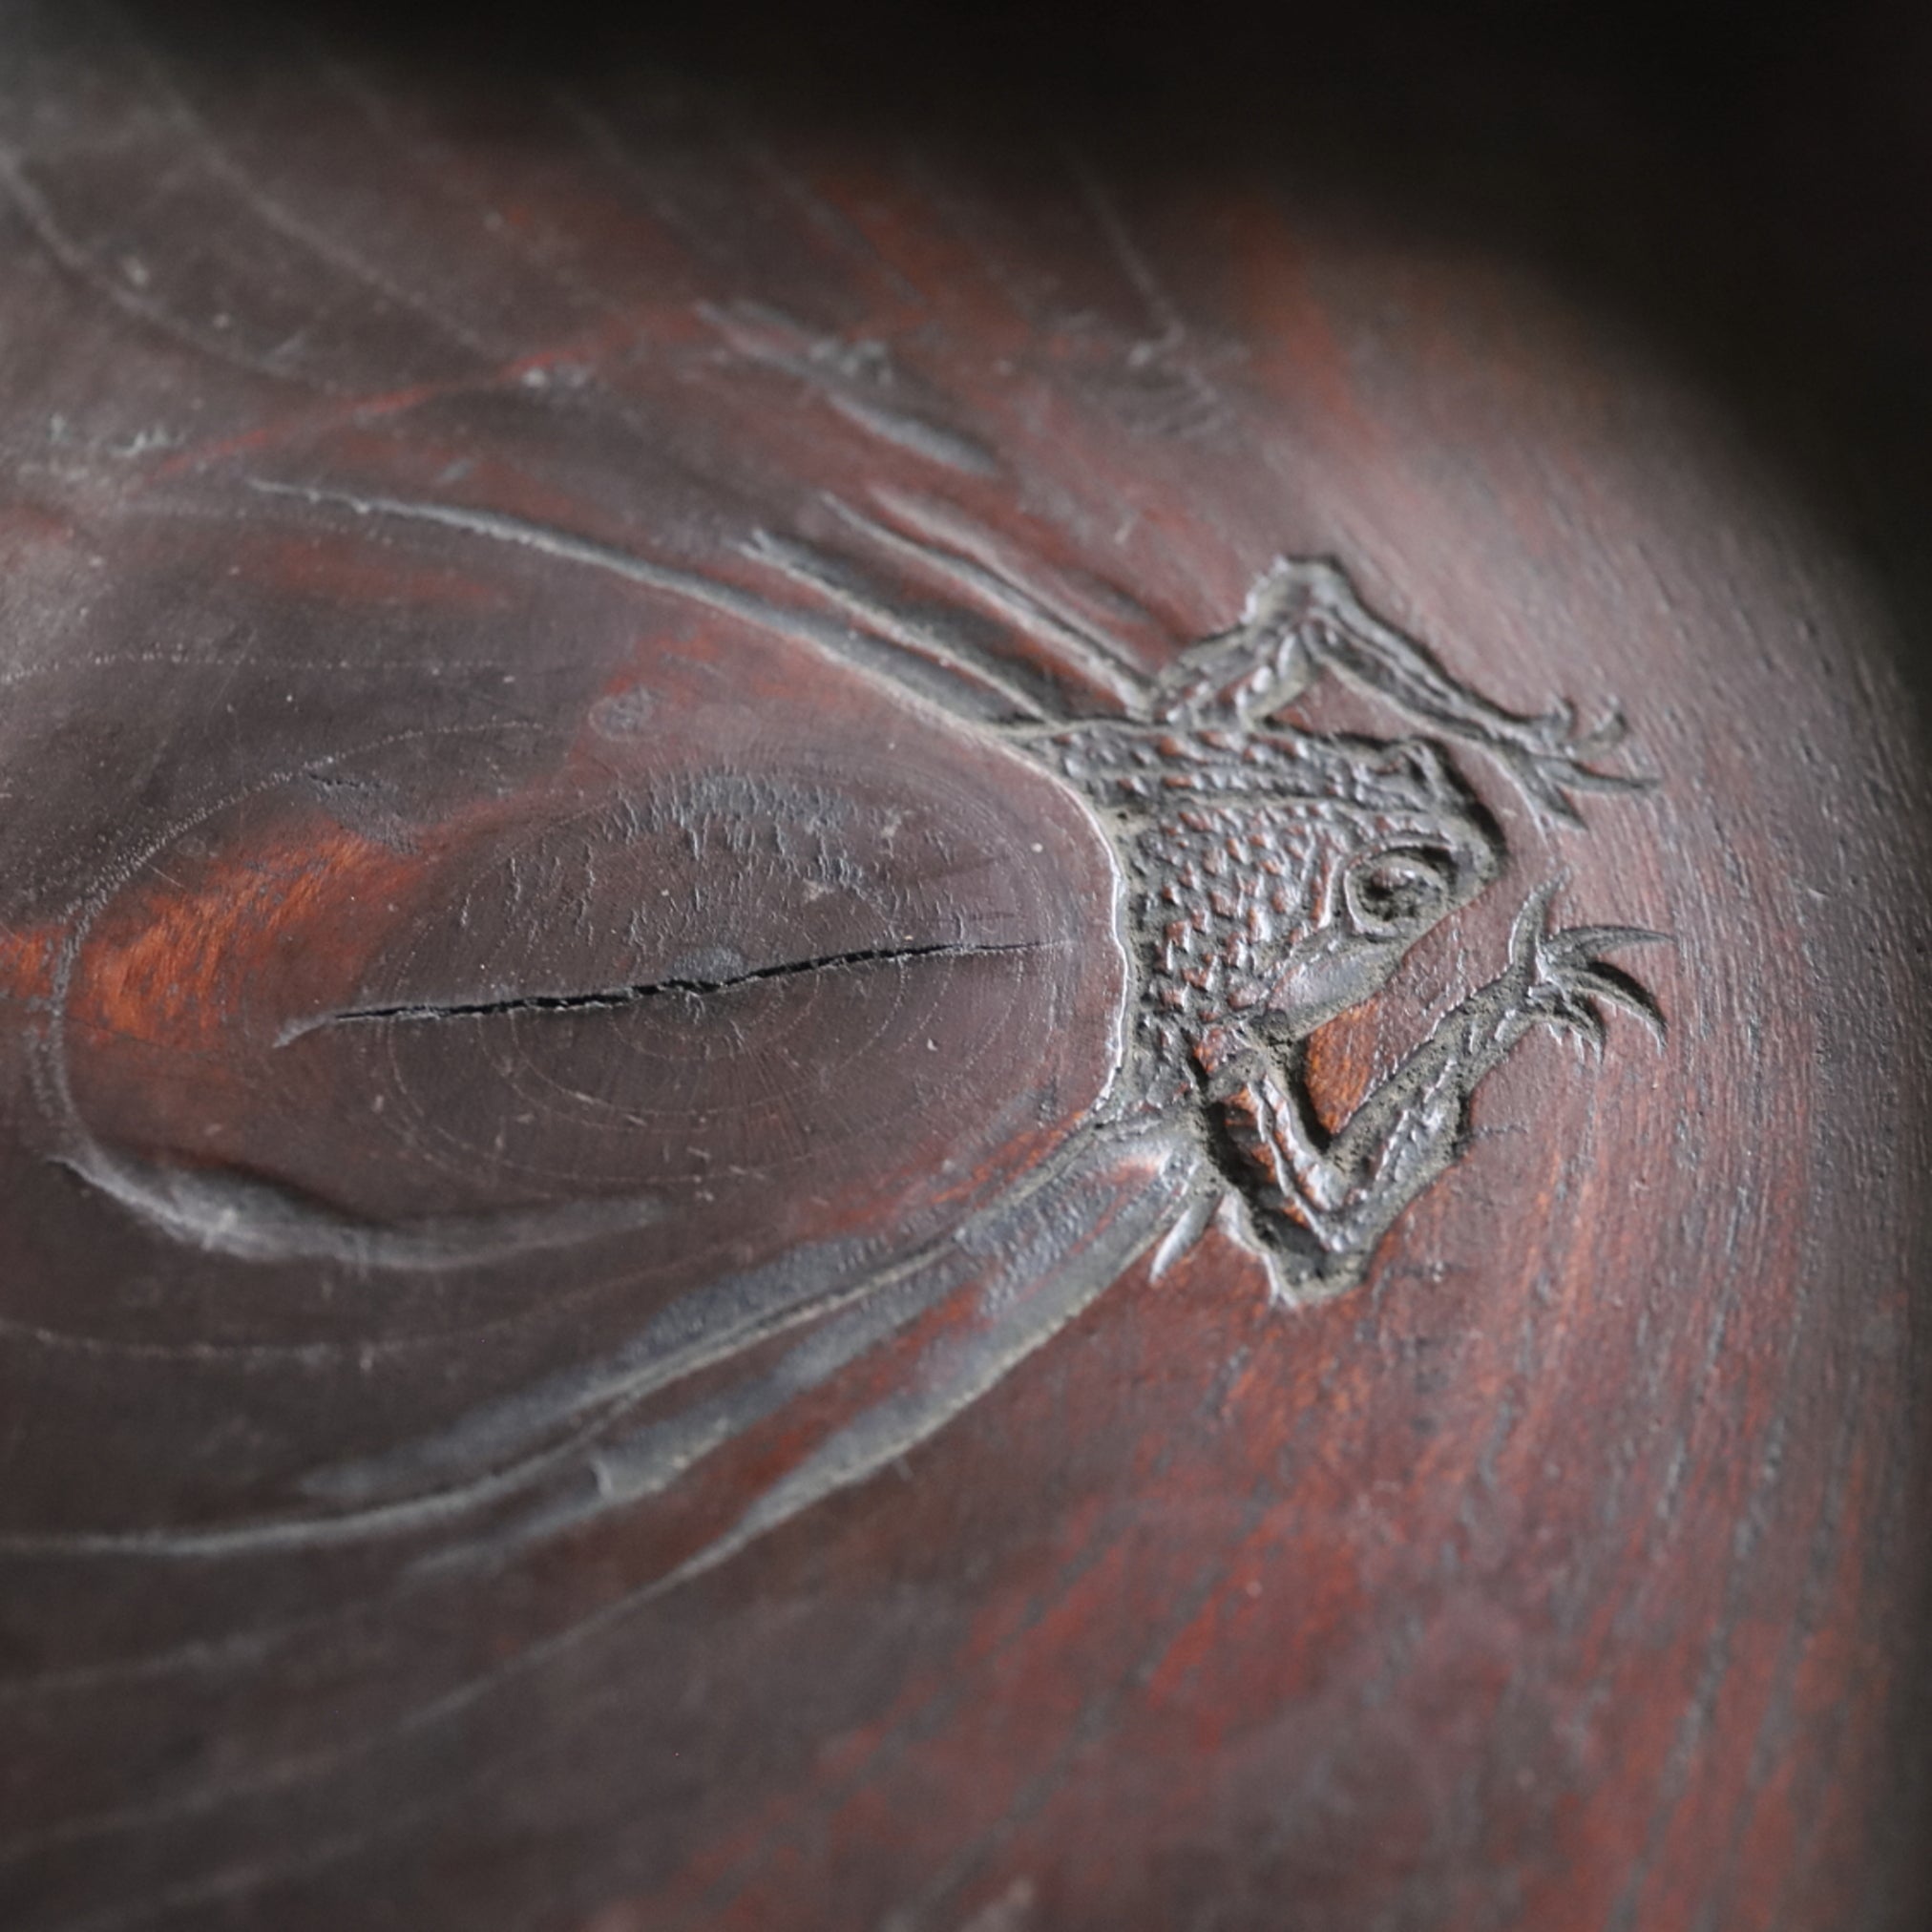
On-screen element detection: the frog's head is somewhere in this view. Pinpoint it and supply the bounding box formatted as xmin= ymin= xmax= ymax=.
xmin=1235 ymin=734 xmax=1501 ymax=1043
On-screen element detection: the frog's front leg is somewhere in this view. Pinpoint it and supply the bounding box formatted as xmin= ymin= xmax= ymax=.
xmin=1197 ymin=887 xmax=1666 ymax=1308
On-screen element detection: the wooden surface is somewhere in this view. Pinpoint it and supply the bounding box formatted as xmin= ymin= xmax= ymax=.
xmin=1 ymin=5 xmax=1928 ymax=1928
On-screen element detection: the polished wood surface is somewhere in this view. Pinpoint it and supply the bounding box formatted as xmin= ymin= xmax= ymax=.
xmin=0 ymin=5 xmax=1927 ymax=1928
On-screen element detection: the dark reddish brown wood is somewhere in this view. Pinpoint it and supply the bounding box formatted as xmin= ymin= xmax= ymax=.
xmin=0 ymin=6 xmax=1928 ymax=1930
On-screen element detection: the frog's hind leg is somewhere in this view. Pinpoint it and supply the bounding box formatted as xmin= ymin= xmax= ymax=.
xmin=1154 ymin=556 xmax=1650 ymax=825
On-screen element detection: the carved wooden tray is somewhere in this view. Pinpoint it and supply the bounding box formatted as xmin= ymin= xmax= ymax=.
xmin=2 ymin=7 xmax=1926 ymax=1929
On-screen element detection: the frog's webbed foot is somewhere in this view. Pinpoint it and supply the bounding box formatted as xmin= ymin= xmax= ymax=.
xmin=1506 ymin=878 xmax=1669 ymax=1052
xmin=1482 ymin=700 xmax=1654 ymax=827
xmin=1202 ymin=885 xmax=1667 ymax=1308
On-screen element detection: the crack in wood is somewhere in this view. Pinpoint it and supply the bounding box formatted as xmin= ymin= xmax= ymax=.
xmin=276 ymin=939 xmax=1043 ymax=1046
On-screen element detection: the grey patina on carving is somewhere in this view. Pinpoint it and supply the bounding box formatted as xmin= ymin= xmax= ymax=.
xmin=1047 ymin=562 xmax=1663 ymax=1303
xmin=763 ymin=530 xmax=1666 ymax=1308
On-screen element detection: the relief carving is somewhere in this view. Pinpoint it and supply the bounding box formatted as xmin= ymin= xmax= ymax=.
xmin=761 ymin=520 xmax=1667 ymax=1307
xmin=22 ymin=487 xmax=1666 ymax=1570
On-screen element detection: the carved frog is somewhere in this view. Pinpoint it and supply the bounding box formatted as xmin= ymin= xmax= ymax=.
xmin=1023 ymin=557 xmax=1664 ymax=1304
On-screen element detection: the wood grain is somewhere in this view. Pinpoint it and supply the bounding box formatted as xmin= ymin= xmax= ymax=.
xmin=0 ymin=5 xmax=1926 ymax=1929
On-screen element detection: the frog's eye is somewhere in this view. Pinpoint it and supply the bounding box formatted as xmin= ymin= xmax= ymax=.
xmin=1343 ymin=847 xmax=1458 ymax=936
